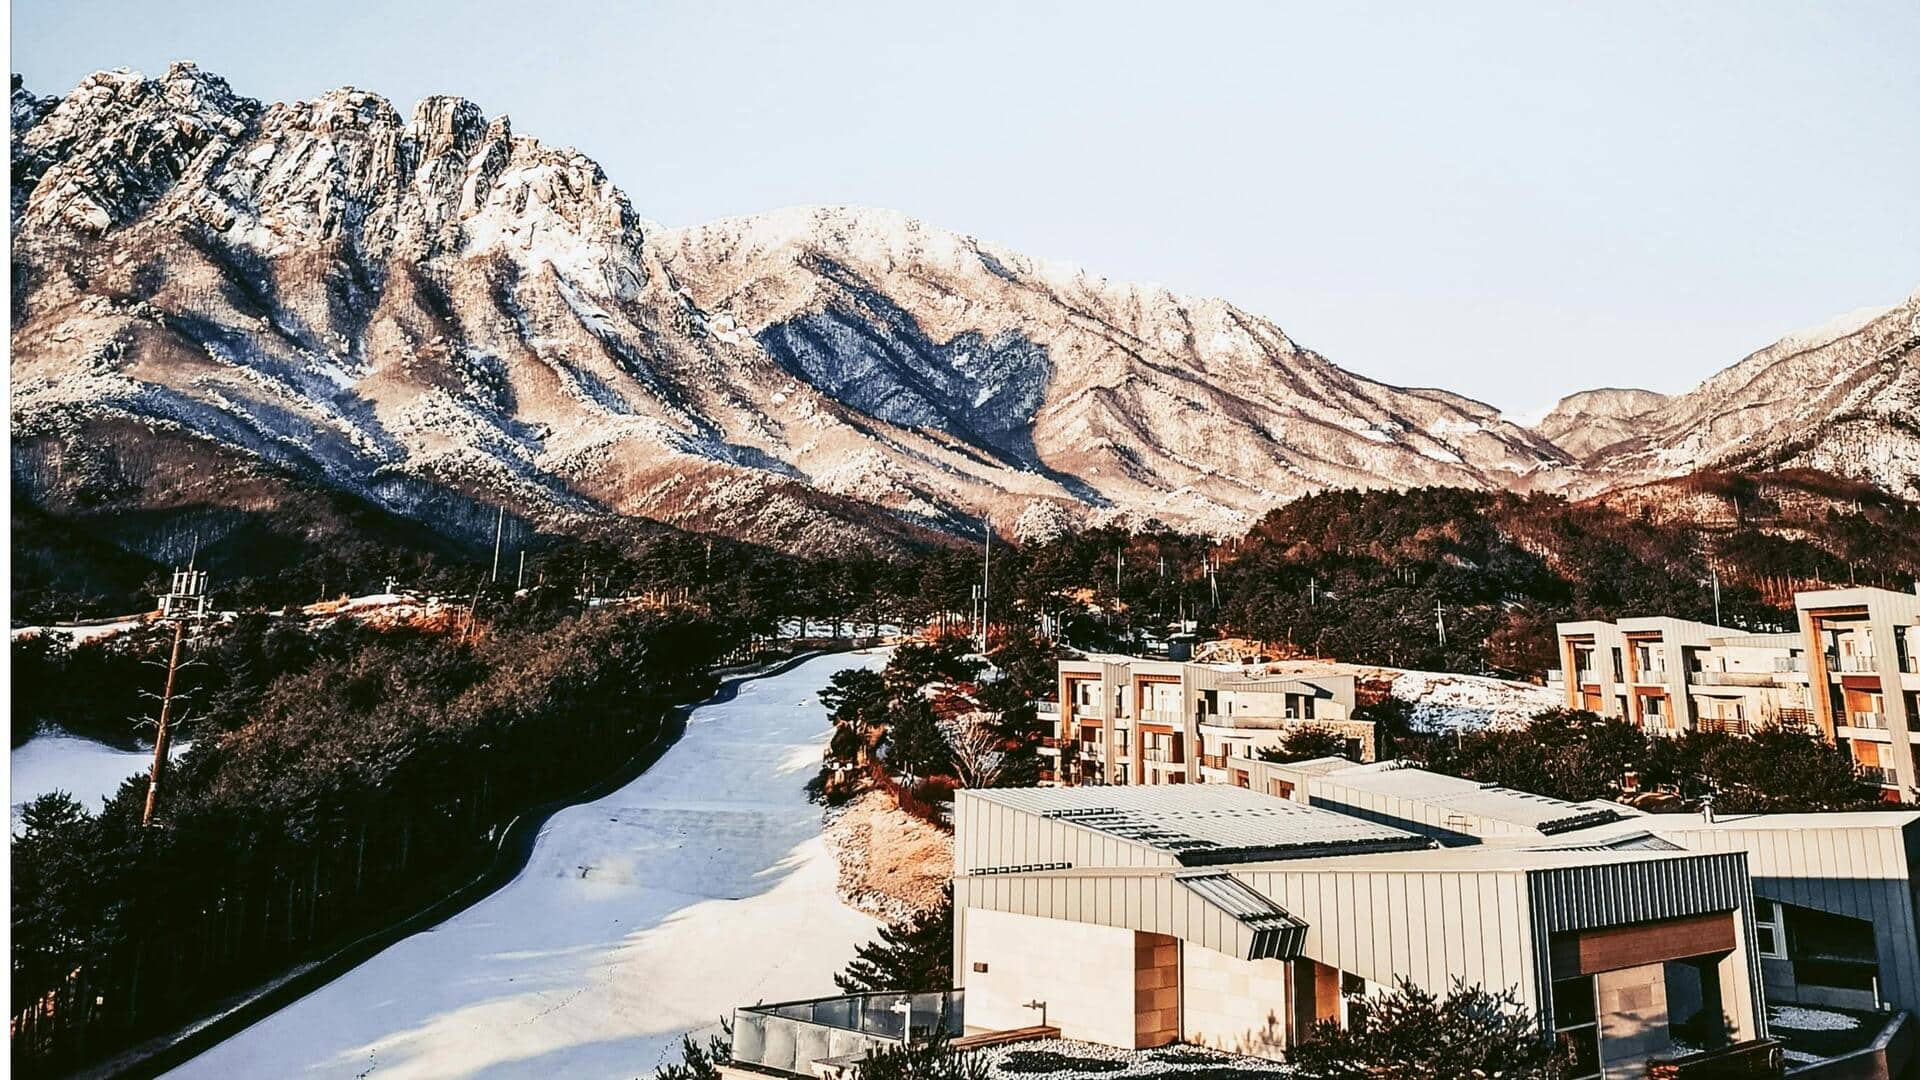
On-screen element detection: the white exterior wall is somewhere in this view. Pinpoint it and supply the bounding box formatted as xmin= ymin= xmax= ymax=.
xmin=1180 ymin=944 xmax=1292 ymax=1060
xmin=960 ymin=909 xmax=1139 ymax=1047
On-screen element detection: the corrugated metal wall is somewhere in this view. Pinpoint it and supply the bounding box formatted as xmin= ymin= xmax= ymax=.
xmin=1651 ymin=821 xmax=1920 ymax=1015
xmin=1234 ymin=865 xmax=1540 ymax=1007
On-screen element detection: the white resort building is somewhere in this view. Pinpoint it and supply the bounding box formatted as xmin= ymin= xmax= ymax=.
xmin=727 ymin=764 xmax=1920 ymax=1080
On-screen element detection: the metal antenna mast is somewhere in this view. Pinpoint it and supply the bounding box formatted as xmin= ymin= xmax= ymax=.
xmin=143 ymin=565 xmax=209 ymax=827
xmin=979 ymin=515 xmax=992 ymax=649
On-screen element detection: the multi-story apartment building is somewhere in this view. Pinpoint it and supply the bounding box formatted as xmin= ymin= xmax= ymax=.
xmin=1552 ymin=586 xmax=1920 ymax=801
xmin=1039 ymin=657 xmax=1375 ymax=788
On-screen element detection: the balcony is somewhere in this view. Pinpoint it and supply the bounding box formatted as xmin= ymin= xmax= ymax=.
xmin=1833 ymin=654 xmax=1880 ymax=674
xmin=1546 ymin=668 xmax=1564 ymax=684
xmin=1773 ymin=656 xmax=1807 ymax=673
xmin=1139 ymin=708 xmax=1184 ymax=725
xmin=1034 ymin=700 xmax=1059 ymax=715
xmin=1690 ymin=670 xmax=1785 ymax=688
xmin=1863 ymin=765 xmax=1899 ymax=788
xmin=1847 ymin=711 xmax=1889 ymax=730
xmin=1635 ymin=665 xmax=1667 ymax=683
xmin=1576 ymin=669 xmax=1599 ymax=685
xmin=1697 ymin=715 xmax=1750 ymax=736
xmin=1070 ymin=703 xmax=1102 ymax=720
xmin=1198 ymin=753 xmax=1231 ymax=770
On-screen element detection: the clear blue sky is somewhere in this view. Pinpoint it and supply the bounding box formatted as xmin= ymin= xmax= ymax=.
xmin=13 ymin=1 xmax=1918 ymax=414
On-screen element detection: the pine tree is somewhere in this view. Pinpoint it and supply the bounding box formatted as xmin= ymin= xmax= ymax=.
xmin=1286 ymin=978 xmax=1568 ymax=1079
xmin=885 ymin=696 xmax=951 ymax=782
xmin=836 ymin=888 xmax=953 ymax=993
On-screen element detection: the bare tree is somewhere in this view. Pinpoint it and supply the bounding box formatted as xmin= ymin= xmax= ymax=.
xmin=942 ymin=713 xmax=1005 ymax=789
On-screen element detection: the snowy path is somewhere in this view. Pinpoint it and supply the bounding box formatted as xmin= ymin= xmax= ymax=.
xmin=10 ymin=733 xmax=183 ymax=831
xmin=168 ymin=650 xmax=888 ymax=1080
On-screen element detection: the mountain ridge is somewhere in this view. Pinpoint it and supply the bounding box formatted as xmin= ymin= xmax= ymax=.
xmin=10 ymin=64 xmax=1916 ymax=558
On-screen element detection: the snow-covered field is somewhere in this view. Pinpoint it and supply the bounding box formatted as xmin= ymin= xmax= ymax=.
xmin=167 ymin=650 xmax=887 ymax=1080
xmin=10 ymin=733 xmax=185 ymax=831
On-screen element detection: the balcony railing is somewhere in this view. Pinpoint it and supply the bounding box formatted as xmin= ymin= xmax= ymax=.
xmin=1140 ymin=708 xmax=1183 ymax=725
xmin=1698 ymin=715 xmax=1750 ymax=736
xmin=1863 ymin=765 xmax=1899 ymax=788
xmin=1636 ymin=665 xmax=1667 ymax=682
xmin=1847 ymin=711 xmax=1888 ymax=730
xmin=1773 ymin=656 xmax=1807 ymax=673
xmin=1034 ymin=701 xmax=1059 ymax=715
xmin=1833 ymin=654 xmax=1880 ymax=673
xmin=1576 ymin=669 xmax=1598 ymax=684
xmin=1198 ymin=753 xmax=1230 ymax=770
xmin=733 ymin=991 xmax=964 ymax=1077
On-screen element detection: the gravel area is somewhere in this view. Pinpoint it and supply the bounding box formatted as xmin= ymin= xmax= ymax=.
xmin=975 ymin=1039 xmax=1292 ymax=1079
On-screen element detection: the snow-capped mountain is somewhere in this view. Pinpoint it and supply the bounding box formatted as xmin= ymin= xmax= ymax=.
xmin=8 ymin=64 xmax=1578 ymax=550
xmin=1535 ymin=295 xmax=1920 ymax=497
xmin=9 ymin=65 xmax=1915 ymax=555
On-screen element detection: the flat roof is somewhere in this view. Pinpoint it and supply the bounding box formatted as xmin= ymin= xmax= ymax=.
xmin=1306 ymin=762 xmax=1628 ymax=835
xmin=1648 ymin=811 xmax=1920 ymax=831
xmin=964 ymin=784 xmax=1431 ymax=865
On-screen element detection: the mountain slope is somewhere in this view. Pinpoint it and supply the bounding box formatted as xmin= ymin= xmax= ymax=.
xmin=10 ymin=64 xmax=1573 ymax=555
xmin=1536 ymin=296 xmax=1920 ymax=497
xmin=10 ymin=64 xmax=1913 ymax=560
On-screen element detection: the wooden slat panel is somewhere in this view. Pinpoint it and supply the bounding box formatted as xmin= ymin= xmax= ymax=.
xmin=1549 ymin=912 xmax=1736 ymax=977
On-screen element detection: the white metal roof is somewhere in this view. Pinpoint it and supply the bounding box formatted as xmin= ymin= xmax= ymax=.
xmin=1310 ymin=762 xmax=1627 ymax=835
xmin=965 ymin=784 xmax=1429 ymax=865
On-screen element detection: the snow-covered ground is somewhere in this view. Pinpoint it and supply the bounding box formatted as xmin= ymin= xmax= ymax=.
xmin=776 ymin=618 xmax=903 ymax=639
xmin=10 ymin=733 xmax=185 ymax=831
xmin=1388 ymin=670 xmax=1561 ymax=732
xmin=167 ymin=650 xmax=888 ymax=1080
xmin=10 ymin=617 xmax=146 ymax=645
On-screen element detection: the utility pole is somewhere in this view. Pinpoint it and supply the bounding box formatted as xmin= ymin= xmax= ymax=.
xmin=491 ymin=506 xmax=505 ymax=583
xmin=1435 ymin=601 xmax=1447 ymax=647
xmin=1711 ymin=570 xmax=1721 ymax=626
xmin=517 ymin=550 xmax=527 ymax=591
xmin=143 ymin=566 xmax=208 ymax=827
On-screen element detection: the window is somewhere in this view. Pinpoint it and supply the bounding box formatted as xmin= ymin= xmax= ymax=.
xmin=1552 ymin=976 xmax=1602 ymax=1080
xmin=1755 ymin=901 xmax=1785 ymax=959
